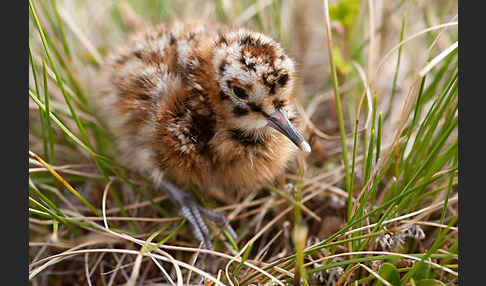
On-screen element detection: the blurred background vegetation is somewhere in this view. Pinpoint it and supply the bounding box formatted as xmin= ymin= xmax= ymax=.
xmin=29 ymin=0 xmax=458 ymax=285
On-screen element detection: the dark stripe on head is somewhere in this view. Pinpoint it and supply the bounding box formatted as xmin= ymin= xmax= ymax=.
xmin=262 ymin=74 xmax=276 ymax=94
xmin=273 ymin=100 xmax=284 ymax=109
xmin=262 ymin=72 xmax=288 ymax=95
xmin=232 ymin=106 xmax=249 ymax=116
xmin=248 ymin=102 xmax=262 ymax=113
xmin=277 ymin=74 xmax=289 ymax=87
xmin=261 ymin=74 xmax=269 ymax=86
xmin=269 ymin=83 xmax=276 ymax=95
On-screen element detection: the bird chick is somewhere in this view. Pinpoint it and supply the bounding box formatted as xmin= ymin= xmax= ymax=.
xmin=97 ymin=20 xmax=311 ymax=249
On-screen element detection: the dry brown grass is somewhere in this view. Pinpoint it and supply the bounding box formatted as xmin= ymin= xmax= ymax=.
xmin=29 ymin=0 xmax=458 ymax=285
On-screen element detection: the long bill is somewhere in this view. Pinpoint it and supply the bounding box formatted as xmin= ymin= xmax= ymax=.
xmin=267 ymin=109 xmax=311 ymax=153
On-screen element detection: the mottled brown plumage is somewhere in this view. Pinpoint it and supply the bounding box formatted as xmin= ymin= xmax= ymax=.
xmin=97 ymin=20 xmax=310 ymax=248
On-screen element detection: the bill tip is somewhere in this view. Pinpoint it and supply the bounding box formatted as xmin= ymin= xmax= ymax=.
xmin=300 ymin=140 xmax=311 ymax=153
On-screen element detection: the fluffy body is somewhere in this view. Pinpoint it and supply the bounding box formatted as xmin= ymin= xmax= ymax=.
xmin=98 ymin=20 xmax=303 ymax=194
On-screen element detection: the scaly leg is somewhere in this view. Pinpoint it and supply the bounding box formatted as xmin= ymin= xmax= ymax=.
xmin=159 ymin=180 xmax=236 ymax=249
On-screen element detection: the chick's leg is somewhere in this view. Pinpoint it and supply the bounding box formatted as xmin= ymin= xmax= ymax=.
xmin=159 ymin=180 xmax=236 ymax=249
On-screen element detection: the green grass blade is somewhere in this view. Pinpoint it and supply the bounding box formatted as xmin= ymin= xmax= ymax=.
xmin=42 ymin=60 xmax=56 ymax=164
xmin=234 ymin=242 xmax=253 ymax=278
xmin=30 ymin=0 xmax=93 ymax=154
xmin=385 ymin=14 xmax=406 ymax=120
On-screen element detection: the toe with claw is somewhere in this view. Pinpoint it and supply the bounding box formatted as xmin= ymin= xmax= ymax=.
xmin=159 ymin=180 xmax=237 ymax=249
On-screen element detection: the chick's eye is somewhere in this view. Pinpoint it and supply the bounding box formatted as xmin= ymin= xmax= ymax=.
xmin=232 ymin=86 xmax=248 ymax=99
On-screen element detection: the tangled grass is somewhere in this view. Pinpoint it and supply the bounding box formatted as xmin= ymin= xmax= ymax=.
xmin=29 ymin=0 xmax=458 ymax=285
